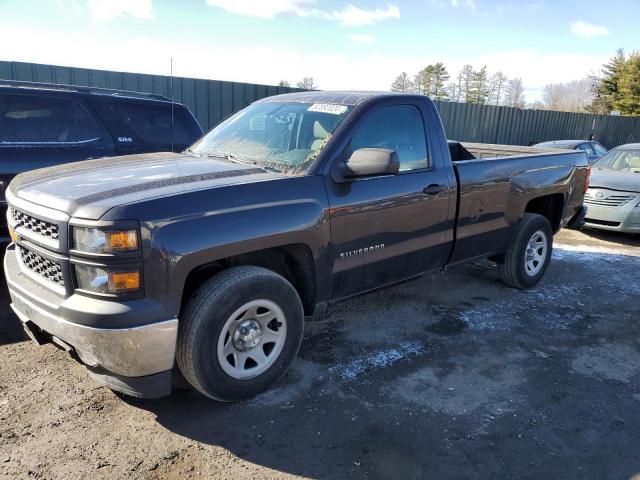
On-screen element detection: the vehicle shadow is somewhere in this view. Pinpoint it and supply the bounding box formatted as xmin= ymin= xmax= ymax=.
xmin=0 ymin=282 xmax=26 ymax=346
xmin=123 ymin=365 xmax=426 ymax=479
xmin=580 ymin=227 xmax=640 ymax=247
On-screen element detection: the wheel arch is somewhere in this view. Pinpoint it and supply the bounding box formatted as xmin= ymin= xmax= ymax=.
xmin=179 ymin=243 xmax=318 ymax=316
xmin=524 ymin=192 xmax=566 ymax=233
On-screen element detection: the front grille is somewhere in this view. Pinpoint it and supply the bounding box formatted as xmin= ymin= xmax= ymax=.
xmin=18 ymin=246 xmax=65 ymax=287
xmin=584 ymin=191 xmax=637 ymax=207
xmin=11 ymin=209 xmax=59 ymax=240
xmin=585 ymin=218 xmax=621 ymax=227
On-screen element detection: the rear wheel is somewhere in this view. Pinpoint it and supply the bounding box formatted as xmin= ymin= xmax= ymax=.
xmin=499 ymin=213 xmax=553 ymax=289
xmin=176 ymin=266 xmax=304 ymax=401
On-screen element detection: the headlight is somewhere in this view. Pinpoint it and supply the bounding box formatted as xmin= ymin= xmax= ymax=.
xmin=73 ymin=227 xmax=138 ymax=254
xmin=74 ymin=264 xmax=141 ymax=294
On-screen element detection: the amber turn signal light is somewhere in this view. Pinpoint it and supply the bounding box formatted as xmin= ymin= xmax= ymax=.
xmin=8 ymin=226 xmax=18 ymax=243
xmin=105 ymin=230 xmax=138 ymax=251
xmin=108 ymin=271 xmax=140 ymax=293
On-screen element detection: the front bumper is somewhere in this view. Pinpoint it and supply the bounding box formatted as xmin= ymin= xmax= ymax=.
xmin=584 ymin=200 xmax=640 ymax=233
xmin=4 ymin=243 xmax=178 ymax=398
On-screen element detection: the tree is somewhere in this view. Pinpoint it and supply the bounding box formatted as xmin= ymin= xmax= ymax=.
xmin=296 ymin=77 xmax=317 ymax=90
xmin=458 ymin=65 xmax=474 ymax=103
xmin=487 ymin=72 xmax=508 ymax=106
xmin=413 ymin=70 xmax=424 ymax=94
xmin=390 ymin=72 xmax=414 ymax=92
xmin=278 ymin=80 xmax=290 ymax=87
xmin=613 ymin=53 xmax=640 ymax=115
xmin=542 ymin=78 xmax=593 ymax=112
xmin=422 ymin=62 xmax=449 ymax=100
xmin=468 ymin=66 xmax=490 ymax=104
xmin=447 ymin=68 xmax=466 ymax=102
xmin=591 ymin=49 xmax=626 ymax=114
xmin=505 ymin=77 xmax=525 ymax=108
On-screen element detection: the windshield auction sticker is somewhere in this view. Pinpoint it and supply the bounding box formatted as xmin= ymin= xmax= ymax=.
xmin=308 ymin=103 xmax=348 ymax=115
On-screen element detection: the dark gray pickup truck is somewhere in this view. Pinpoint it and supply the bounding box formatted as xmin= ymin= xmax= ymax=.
xmin=3 ymin=91 xmax=589 ymax=400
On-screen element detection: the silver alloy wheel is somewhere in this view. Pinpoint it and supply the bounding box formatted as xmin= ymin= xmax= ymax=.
xmin=217 ymin=299 xmax=287 ymax=379
xmin=524 ymin=230 xmax=548 ymax=276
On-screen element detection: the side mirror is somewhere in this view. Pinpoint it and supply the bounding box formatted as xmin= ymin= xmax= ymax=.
xmin=342 ymin=148 xmax=400 ymax=179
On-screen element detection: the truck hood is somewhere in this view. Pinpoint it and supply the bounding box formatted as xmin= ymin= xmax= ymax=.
xmin=9 ymin=152 xmax=280 ymax=219
xmin=589 ymin=168 xmax=640 ymax=194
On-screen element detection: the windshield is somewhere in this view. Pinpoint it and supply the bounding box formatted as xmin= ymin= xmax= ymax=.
xmin=593 ymin=148 xmax=640 ymax=173
xmin=189 ymin=102 xmax=353 ymax=175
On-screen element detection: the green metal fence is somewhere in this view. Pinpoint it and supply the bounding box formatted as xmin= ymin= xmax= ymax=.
xmin=1 ymin=60 xmax=639 ymax=148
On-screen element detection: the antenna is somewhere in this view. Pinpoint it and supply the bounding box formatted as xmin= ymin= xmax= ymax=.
xmin=170 ymin=57 xmax=174 ymax=152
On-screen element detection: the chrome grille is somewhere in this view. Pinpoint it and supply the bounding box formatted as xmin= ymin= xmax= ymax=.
xmin=11 ymin=208 xmax=59 ymax=240
xmin=18 ymin=246 xmax=65 ymax=287
xmin=584 ymin=191 xmax=637 ymax=207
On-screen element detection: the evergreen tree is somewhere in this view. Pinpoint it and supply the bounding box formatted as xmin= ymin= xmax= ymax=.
xmin=421 ymin=65 xmax=435 ymax=96
xmin=613 ymin=53 xmax=640 ymax=115
xmin=592 ymin=49 xmax=626 ymax=113
xmin=468 ymin=66 xmax=489 ymax=104
xmin=431 ymin=62 xmax=450 ymax=100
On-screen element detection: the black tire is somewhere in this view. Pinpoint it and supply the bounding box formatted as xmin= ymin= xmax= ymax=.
xmin=176 ymin=266 xmax=304 ymax=401
xmin=499 ymin=213 xmax=553 ymax=289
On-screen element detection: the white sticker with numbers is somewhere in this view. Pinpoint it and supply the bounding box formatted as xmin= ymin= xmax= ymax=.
xmin=307 ymin=103 xmax=348 ymax=115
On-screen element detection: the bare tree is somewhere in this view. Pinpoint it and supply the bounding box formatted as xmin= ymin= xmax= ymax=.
xmin=505 ymin=78 xmax=526 ymax=108
xmin=390 ymin=72 xmax=414 ymax=92
xmin=278 ymin=80 xmax=290 ymax=87
xmin=488 ymin=72 xmax=508 ymax=105
xmin=543 ymin=78 xmax=593 ymax=112
xmin=447 ymin=69 xmax=465 ymax=102
xmin=530 ymin=100 xmax=545 ymax=110
xmin=413 ymin=70 xmax=424 ymax=94
xmin=296 ymin=77 xmax=317 ymax=90
xmin=459 ymin=65 xmax=474 ymax=103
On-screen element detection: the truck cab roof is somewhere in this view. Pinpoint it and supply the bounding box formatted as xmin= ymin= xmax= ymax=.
xmin=257 ymin=90 xmax=421 ymax=106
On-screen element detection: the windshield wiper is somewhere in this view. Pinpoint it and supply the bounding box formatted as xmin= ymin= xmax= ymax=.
xmin=200 ymin=152 xmax=246 ymax=164
xmin=192 ymin=151 xmax=281 ymax=173
xmin=259 ymin=165 xmax=282 ymax=173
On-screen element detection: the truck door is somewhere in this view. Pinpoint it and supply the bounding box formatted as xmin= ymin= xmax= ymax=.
xmin=325 ymin=101 xmax=455 ymax=298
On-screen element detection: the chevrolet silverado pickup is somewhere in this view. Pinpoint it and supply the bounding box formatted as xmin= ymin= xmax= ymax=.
xmin=3 ymin=91 xmax=589 ymax=400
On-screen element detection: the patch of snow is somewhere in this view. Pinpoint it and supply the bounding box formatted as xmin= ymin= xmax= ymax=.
xmin=328 ymin=342 xmax=423 ymax=380
xmin=555 ymin=243 xmax=640 ymax=257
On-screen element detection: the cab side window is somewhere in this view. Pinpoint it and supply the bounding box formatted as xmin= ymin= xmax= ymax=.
xmin=349 ymin=105 xmax=428 ymax=172
xmin=0 ymin=94 xmax=100 ymax=144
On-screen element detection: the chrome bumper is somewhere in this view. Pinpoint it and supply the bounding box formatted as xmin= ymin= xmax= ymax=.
xmin=4 ymin=244 xmax=178 ymax=378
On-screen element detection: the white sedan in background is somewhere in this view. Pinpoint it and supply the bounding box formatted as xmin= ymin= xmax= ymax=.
xmin=584 ymin=143 xmax=640 ymax=233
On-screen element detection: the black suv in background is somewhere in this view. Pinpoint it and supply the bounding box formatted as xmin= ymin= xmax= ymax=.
xmin=0 ymin=80 xmax=203 ymax=242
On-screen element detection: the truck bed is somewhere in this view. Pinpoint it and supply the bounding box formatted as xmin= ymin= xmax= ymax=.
xmin=449 ymin=141 xmax=570 ymax=161
xmin=447 ymin=141 xmax=587 ymax=265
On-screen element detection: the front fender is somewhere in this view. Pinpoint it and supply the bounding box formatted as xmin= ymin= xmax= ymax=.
xmin=131 ymin=175 xmax=331 ymax=306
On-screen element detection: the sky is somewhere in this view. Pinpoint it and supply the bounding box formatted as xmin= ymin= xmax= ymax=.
xmin=1 ymin=0 xmax=638 ymax=102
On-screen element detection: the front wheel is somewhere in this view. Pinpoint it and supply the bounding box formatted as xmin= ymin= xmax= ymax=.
xmin=499 ymin=213 xmax=553 ymax=289
xmin=176 ymin=266 xmax=304 ymax=401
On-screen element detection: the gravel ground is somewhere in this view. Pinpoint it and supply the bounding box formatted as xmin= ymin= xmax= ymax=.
xmin=1 ymin=228 xmax=639 ymax=480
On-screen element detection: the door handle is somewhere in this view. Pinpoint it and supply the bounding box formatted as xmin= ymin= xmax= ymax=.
xmin=422 ymin=184 xmax=447 ymax=195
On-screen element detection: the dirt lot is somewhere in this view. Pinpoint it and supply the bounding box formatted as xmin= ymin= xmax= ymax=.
xmin=1 ymin=228 xmax=639 ymax=480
